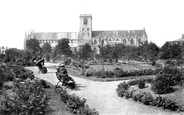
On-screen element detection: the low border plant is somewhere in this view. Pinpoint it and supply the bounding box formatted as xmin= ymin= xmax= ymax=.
xmin=55 ymin=86 xmax=99 ymax=115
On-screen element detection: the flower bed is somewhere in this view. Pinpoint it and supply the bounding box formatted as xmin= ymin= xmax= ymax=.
xmin=85 ymin=68 xmax=160 ymax=78
xmin=116 ymin=78 xmax=183 ymax=112
xmin=55 ymin=85 xmax=99 ymax=115
xmin=0 ymin=78 xmax=50 ymax=115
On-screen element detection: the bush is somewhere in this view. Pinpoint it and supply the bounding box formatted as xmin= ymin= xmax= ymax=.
xmin=44 ymin=53 xmax=50 ymax=62
xmin=127 ymin=78 xmax=153 ymax=86
xmin=0 ymin=79 xmax=50 ymax=115
xmin=40 ymin=79 xmax=50 ymax=88
xmin=160 ymin=65 xmax=183 ymax=86
xmin=151 ymin=73 xmax=173 ymax=94
xmin=0 ymin=66 xmax=15 ymax=81
xmin=12 ymin=66 xmax=34 ymax=80
xmin=55 ymin=86 xmax=99 ymax=115
xmin=0 ymin=81 xmax=3 ymax=89
xmin=140 ymin=92 xmax=154 ymax=105
xmin=138 ymin=79 xmax=145 ymax=89
xmin=116 ymin=82 xmax=129 ymax=97
xmin=116 ymin=81 xmax=181 ymax=112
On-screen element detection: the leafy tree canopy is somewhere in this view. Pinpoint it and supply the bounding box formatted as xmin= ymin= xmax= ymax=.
xmin=42 ymin=42 xmax=52 ymax=54
xmin=80 ymin=43 xmax=92 ymax=60
xmin=26 ymin=38 xmax=41 ymax=54
xmin=55 ymin=38 xmax=72 ymax=57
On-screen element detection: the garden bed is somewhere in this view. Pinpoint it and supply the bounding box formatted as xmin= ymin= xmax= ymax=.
xmin=67 ymin=67 xmax=156 ymax=82
xmin=116 ymin=65 xmax=184 ymax=113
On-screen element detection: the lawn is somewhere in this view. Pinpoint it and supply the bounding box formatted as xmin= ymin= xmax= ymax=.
xmin=90 ymin=63 xmax=155 ymax=70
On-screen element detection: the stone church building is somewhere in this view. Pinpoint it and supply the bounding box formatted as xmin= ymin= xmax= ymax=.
xmin=24 ymin=14 xmax=148 ymax=53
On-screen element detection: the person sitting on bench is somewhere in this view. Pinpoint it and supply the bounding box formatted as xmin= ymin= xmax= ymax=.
xmin=35 ymin=57 xmax=45 ymax=73
xmin=56 ymin=63 xmax=69 ymax=85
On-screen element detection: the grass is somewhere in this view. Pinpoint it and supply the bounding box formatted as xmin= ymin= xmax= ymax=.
xmin=90 ymin=63 xmax=155 ymax=70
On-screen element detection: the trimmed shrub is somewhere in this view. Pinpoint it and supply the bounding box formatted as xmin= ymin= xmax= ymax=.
xmin=140 ymin=92 xmax=154 ymax=105
xmin=127 ymin=78 xmax=153 ymax=86
xmin=160 ymin=65 xmax=183 ymax=86
xmin=151 ymin=73 xmax=173 ymax=94
xmin=86 ymin=68 xmax=160 ymax=78
xmin=116 ymin=82 xmax=129 ymax=97
xmin=116 ymin=81 xmax=181 ymax=112
xmin=138 ymin=79 xmax=145 ymax=89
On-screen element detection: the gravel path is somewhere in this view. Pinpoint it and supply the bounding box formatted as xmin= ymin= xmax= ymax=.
xmin=26 ymin=63 xmax=180 ymax=115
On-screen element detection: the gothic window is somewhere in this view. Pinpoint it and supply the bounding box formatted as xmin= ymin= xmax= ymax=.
xmin=131 ymin=39 xmax=134 ymax=45
xmin=94 ymin=39 xmax=97 ymax=45
xmin=82 ymin=28 xmax=84 ymax=31
xmin=87 ymin=28 xmax=89 ymax=31
xmin=84 ymin=18 xmax=88 ymax=25
xmin=93 ymin=47 xmax=97 ymax=54
xmin=138 ymin=39 xmax=142 ymax=45
xmin=87 ymin=33 xmax=90 ymax=36
xmin=123 ymin=39 xmax=126 ymax=44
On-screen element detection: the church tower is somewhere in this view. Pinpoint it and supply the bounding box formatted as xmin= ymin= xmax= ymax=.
xmin=79 ymin=14 xmax=92 ymax=46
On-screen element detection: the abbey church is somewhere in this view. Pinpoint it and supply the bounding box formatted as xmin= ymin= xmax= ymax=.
xmin=24 ymin=14 xmax=148 ymax=53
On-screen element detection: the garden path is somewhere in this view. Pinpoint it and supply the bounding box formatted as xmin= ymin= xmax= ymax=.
xmin=26 ymin=63 xmax=180 ymax=115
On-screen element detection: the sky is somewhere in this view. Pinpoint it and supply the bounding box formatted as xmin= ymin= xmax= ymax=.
xmin=0 ymin=0 xmax=184 ymax=49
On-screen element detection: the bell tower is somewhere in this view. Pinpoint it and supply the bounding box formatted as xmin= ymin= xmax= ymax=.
xmin=79 ymin=14 xmax=92 ymax=46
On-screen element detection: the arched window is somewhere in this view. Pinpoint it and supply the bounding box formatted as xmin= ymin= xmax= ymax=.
xmin=101 ymin=39 xmax=104 ymax=45
xmin=138 ymin=39 xmax=142 ymax=45
xmin=131 ymin=39 xmax=134 ymax=45
xmin=123 ymin=39 xmax=126 ymax=44
xmin=84 ymin=18 xmax=88 ymax=25
xmin=93 ymin=47 xmax=97 ymax=54
xmin=94 ymin=39 xmax=97 ymax=45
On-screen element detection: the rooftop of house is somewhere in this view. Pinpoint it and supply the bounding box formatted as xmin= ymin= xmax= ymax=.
xmin=169 ymin=34 xmax=184 ymax=42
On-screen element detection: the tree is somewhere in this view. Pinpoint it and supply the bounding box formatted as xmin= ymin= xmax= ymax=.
xmin=51 ymin=47 xmax=57 ymax=62
xmin=170 ymin=44 xmax=182 ymax=59
xmin=159 ymin=43 xmax=182 ymax=60
xmin=146 ymin=42 xmax=159 ymax=61
xmin=80 ymin=43 xmax=92 ymax=61
xmin=26 ymin=38 xmax=41 ymax=54
xmin=55 ymin=38 xmax=72 ymax=57
xmin=159 ymin=42 xmax=170 ymax=59
xmin=5 ymin=48 xmax=25 ymax=62
xmin=42 ymin=42 xmax=52 ymax=54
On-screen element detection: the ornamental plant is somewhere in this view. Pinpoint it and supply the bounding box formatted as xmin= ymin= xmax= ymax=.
xmin=138 ymin=79 xmax=145 ymax=89
xmin=55 ymin=86 xmax=99 ymax=115
xmin=0 ymin=78 xmax=50 ymax=115
xmin=151 ymin=73 xmax=173 ymax=94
